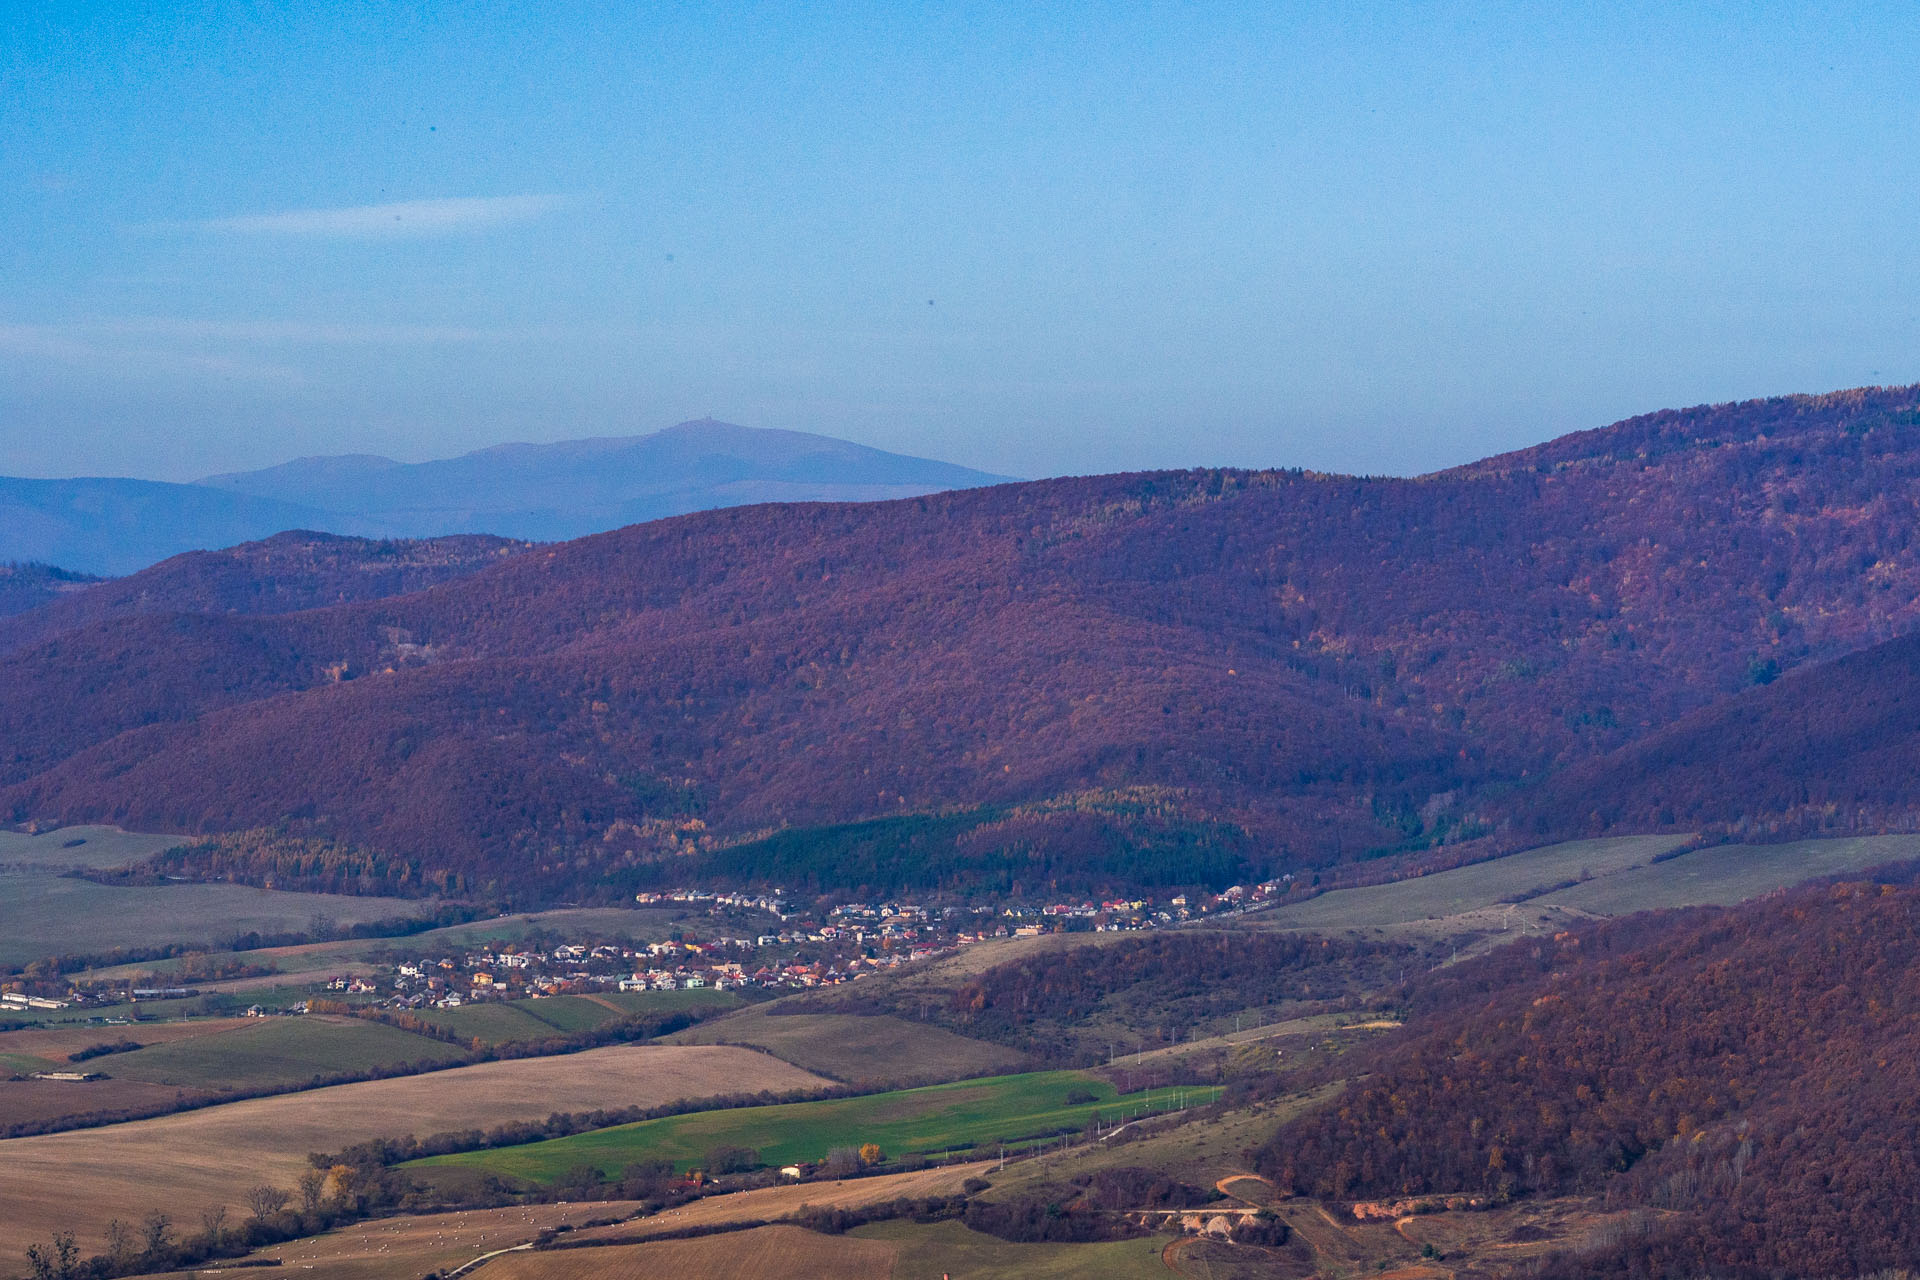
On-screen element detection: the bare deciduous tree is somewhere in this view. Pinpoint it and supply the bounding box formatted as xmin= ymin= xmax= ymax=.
xmin=27 ymin=1231 xmax=80 ymax=1280
xmin=142 ymin=1212 xmax=173 ymax=1257
xmin=104 ymin=1219 xmax=133 ymax=1267
xmin=298 ymin=1166 xmax=328 ymax=1216
xmin=245 ymin=1184 xmax=290 ymax=1222
xmin=200 ymin=1204 xmax=229 ymax=1244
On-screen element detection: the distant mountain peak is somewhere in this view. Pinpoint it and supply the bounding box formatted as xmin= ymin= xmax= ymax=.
xmin=199 ymin=453 xmax=403 ymax=487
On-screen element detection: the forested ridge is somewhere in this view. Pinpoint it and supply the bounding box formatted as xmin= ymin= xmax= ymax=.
xmin=7 ymin=386 xmax=1920 ymax=894
xmin=1506 ymin=626 xmax=1920 ymax=841
xmin=0 ymin=530 xmax=528 ymax=655
xmin=1258 ymin=880 xmax=1920 ymax=1278
xmin=0 ymin=562 xmax=102 ymax=620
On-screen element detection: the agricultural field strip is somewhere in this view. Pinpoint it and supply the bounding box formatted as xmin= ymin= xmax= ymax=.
xmin=0 ymin=1017 xmax=252 ymax=1072
xmin=0 ymin=1044 xmax=828 ymax=1261
xmin=91 ymin=1014 xmax=467 ymax=1088
xmin=852 ymin=1219 xmax=1176 ymax=1280
xmin=566 ymin=1161 xmax=997 ymax=1242
xmin=124 ymin=1166 xmax=996 ymax=1280
xmin=1261 ymin=835 xmax=1689 ymax=930
xmin=483 ymin=1224 xmax=897 ymax=1280
xmin=1535 ymin=833 xmax=1920 ymax=913
xmin=411 ymin=1069 xmax=1223 ymax=1182
xmin=0 ymin=876 xmax=428 ymax=970
xmin=663 ymin=1005 xmax=1026 ymax=1082
xmin=1255 ymin=833 xmax=1920 ymax=935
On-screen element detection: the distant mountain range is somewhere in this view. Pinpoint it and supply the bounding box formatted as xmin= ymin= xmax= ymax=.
xmin=0 ymin=420 xmax=1014 ymax=575
xmin=7 ymin=385 xmax=1920 ymax=901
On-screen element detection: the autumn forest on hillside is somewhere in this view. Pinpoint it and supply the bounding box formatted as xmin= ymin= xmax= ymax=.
xmin=15 ymin=390 xmax=1920 ymax=1280
xmin=7 ymin=388 xmax=1920 ymax=903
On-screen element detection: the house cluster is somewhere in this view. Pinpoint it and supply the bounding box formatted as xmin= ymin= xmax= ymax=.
xmin=634 ymin=888 xmax=792 ymax=917
xmin=371 ymin=925 xmax=971 ymax=1010
xmin=1004 ymin=876 xmax=1295 ymax=930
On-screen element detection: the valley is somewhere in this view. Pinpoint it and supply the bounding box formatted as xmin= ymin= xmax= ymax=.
xmin=11 ymin=390 xmax=1920 ymax=1279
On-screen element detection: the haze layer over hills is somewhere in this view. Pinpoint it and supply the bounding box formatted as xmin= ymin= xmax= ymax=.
xmin=0 ymin=420 xmax=1012 ymax=574
xmin=6 ymin=386 xmax=1920 ymax=900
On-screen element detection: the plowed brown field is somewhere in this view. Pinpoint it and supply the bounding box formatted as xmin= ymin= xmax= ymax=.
xmin=485 ymin=1224 xmax=894 ymax=1280
xmin=0 ymin=1044 xmax=827 ymax=1260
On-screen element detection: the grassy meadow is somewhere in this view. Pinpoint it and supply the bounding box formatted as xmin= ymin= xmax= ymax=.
xmin=410 ymin=1069 xmax=1221 ymax=1183
xmin=0 ymin=825 xmax=182 ymax=871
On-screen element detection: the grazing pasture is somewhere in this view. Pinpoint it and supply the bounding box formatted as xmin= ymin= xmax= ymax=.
xmin=0 ymin=1044 xmax=827 ymax=1261
xmin=0 ymin=825 xmax=180 ymax=871
xmin=411 ymin=1070 xmax=1221 ymax=1184
xmin=665 ymin=1003 xmax=1025 ymax=1083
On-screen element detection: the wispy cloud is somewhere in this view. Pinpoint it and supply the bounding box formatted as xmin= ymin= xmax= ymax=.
xmin=0 ymin=323 xmax=305 ymax=385
xmin=91 ymin=318 xmax=509 ymax=344
xmin=200 ymin=195 xmax=570 ymax=238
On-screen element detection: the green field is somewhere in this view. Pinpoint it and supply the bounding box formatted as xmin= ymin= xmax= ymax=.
xmin=852 ymin=1218 xmax=1174 ymax=1280
xmin=0 ymin=826 xmax=183 ymax=871
xmin=419 ymin=989 xmax=739 ymax=1044
xmin=410 ymin=1070 xmax=1221 ymax=1182
xmin=101 ymin=1015 xmax=465 ymax=1088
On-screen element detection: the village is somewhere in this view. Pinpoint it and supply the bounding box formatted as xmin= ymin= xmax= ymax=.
xmin=4 ymin=877 xmax=1294 ymax=1019
xmin=364 ymin=876 xmax=1295 ymax=1013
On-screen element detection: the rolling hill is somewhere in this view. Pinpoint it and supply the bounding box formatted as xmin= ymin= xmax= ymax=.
xmin=1508 ymin=625 xmax=1920 ymax=843
xmin=1259 ymin=878 xmax=1920 ymax=1278
xmin=0 ymin=531 xmax=530 ymax=656
xmin=6 ymin=386 xmax=1920 ymax=898
xmin=0 ymin=561 xmax=102 ymax=619
xmin=0 ymin=421 xmax=1012 ymax=574
xmin=197 ymin=419 xmax=1016 ymax=542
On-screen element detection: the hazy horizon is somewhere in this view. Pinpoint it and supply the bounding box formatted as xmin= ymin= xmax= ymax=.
xmin=6 ymin=5 xmax=1917 ymax=484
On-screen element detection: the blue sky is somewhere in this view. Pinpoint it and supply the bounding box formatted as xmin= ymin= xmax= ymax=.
xmin=3 ymin=2 xmax=1916 ymax=481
